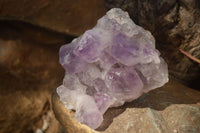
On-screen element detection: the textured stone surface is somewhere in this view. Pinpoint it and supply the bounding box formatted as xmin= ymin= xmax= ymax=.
xmin=56 ymin=8 xmax=168 ymax=129
xmin=0 ymin=20 xmax=73 ymax=45
xmin=52 ymin=79 xmax=200 ymax=133
xmin=104 ymin=0 xmax=200 ymax=87
xmin=0 ymin=32 xmax=64 ymax=133
xmin=0 ymin=0 xmax=106 ymax=36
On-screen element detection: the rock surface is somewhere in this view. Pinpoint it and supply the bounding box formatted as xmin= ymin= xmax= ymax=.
xmin=52 ymin=79 xmax=200 ymax=133
xmin=0 ymin=28 xmax=65 ymax=133
xmin=104 ymin=0 xmax=200 ymax=87
xmin=0 ymin=0 xmax=106 ymax=36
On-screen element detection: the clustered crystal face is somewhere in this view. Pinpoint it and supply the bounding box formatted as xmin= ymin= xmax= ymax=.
xmin=56 ymin=8 xmax=168 ymax=129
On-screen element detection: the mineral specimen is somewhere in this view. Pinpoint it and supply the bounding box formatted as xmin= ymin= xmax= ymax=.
xmin=56 ymin=8 xmax=169 ymax=129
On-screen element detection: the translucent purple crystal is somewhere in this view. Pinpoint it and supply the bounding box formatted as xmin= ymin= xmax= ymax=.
xmin=56 ymin=8 xmax=168 ymax=129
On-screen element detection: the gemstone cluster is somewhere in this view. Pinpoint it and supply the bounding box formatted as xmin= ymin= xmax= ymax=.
xmin=56 ymin=8 xmax=168 ymax=129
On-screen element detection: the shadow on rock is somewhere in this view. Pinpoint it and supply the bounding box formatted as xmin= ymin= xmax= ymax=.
xmin=98 ymin=78 xmax=200 ymax=131
xmin=52 ymin=78 xmax=200 ymax=131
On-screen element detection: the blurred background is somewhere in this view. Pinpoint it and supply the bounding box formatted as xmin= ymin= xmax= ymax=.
xmin=0 ymin=0 xmax=199 ymax=133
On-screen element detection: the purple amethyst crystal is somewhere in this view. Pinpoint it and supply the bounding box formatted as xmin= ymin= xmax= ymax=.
xmin=56 ymin=8 xmax=168 ymax=129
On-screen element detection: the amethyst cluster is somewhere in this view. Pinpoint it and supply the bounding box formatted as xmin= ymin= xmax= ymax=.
xmin=56 ymin=8 xmax=168 ymax=129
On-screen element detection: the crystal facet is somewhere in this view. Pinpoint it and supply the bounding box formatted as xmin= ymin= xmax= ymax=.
xmin=56 ymin=8 xmax=169 ymax=129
